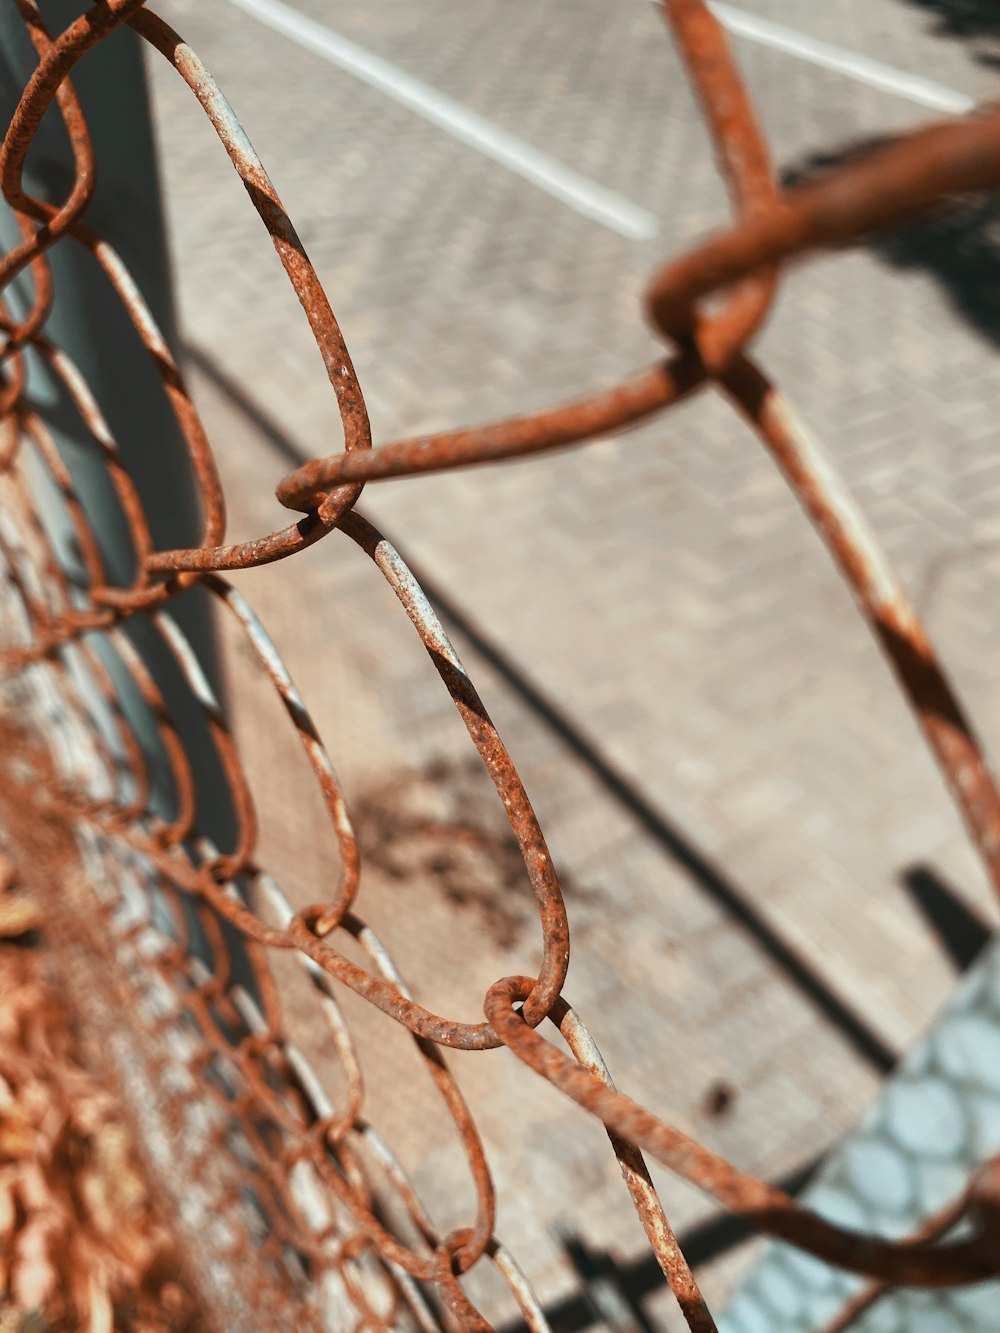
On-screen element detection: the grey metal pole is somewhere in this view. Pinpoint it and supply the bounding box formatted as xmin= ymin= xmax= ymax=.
xmin=0 ymin=13 xmax=326 ymax=1325
xmin=0 ymin=1 xmax=235 ymax=847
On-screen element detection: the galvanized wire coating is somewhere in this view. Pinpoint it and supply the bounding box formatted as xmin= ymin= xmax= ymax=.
xmin=2 ymin=1 xmax=1000 ymax=1329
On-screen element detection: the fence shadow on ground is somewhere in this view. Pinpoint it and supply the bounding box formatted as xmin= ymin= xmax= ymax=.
xmin=901 ymin=863 xmax=991 ymax=971
xmin=499 ymin=867 xmax=992 ymax=1333
xmin=782 ymin=142 xmax=1000 ymax=351
xmin=896 ymin=0 xmax=1000 ymax=61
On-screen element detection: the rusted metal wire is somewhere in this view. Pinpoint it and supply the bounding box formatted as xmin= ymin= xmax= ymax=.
xmin=2 ymin=1 xmax=1000 ymax=1329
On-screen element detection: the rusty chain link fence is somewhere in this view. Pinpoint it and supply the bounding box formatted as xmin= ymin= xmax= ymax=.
xmin=2 ymin=0 xmax=1000 ymax=1329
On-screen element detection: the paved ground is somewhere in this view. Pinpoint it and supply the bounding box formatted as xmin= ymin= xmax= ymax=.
xmin=141 ymin=1 xmax=1000 ymax=1325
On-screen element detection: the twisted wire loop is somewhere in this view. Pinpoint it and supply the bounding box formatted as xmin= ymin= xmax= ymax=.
xmin=1 ymin=0 xmax=999 ymax=1328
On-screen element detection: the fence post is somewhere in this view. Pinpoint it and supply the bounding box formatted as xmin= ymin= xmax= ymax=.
xmin=0 ymin=1 xmax=234 ymax=844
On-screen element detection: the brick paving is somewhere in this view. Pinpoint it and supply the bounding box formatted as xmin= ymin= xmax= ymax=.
xmin=146 ymin=1 xmax=1000 ymax=1324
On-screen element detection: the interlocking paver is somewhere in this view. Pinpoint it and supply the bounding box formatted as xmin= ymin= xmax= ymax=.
xmin=146 ymin=0 xmax=1000 ymax=1322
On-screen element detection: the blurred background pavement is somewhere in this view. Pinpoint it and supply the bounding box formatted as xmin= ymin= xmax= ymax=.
xmin=144 ymin=2 xmax=1000 ymax=1325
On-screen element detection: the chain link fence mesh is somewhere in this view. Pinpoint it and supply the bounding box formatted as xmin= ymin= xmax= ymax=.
xmin=2 ymin=1 xmax=1000 ymax=1329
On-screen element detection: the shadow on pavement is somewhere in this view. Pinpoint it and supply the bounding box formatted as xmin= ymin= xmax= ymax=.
xmin=782 ymin=142 xmax=1000 ymax=351
xmin=898 ymin=0 xmax=1000 ymax=56
xmin=901 ymin=863 xmax=992 ymax=972
xmin=498 ymin=867 xmax=992 ymax=1333
xmin=497 ymin=1159 xmax=822 ymax=1333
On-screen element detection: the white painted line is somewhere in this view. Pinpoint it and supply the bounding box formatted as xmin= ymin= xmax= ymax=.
xmin=222 ymin=0 xmax=660 ymax=240
xmin=709 ymin=2 xmax=975 ymax=116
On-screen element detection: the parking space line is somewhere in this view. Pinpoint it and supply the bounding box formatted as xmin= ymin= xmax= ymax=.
xmin=223 ymin=0 xmax=974 ymax=249
xmin=710 ymin=2 xmax=974 ymax=115
xmin=222 ymin=0 xmax=661 ymax=240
